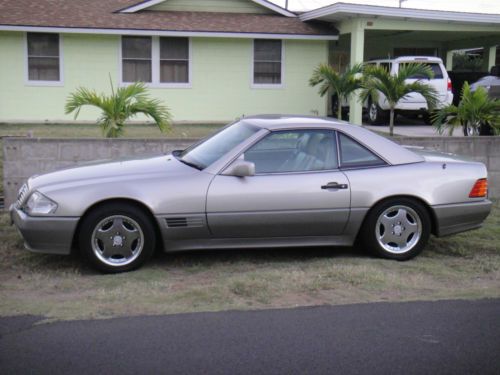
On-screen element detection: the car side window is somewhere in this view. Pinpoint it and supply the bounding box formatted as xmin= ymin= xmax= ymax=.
xmin=380 ymin=62 xmax=392 ymax=72
xmin=338 ymin=133 xmax=385 ymax=168
xmin=244 ymin=130 xmax=338 ymax=174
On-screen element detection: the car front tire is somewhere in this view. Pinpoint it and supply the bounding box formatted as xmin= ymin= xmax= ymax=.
xmin=78 ymin=203 xmax=156 ymax=273
xmin=360 ymin=198 xmax=431 ymax=261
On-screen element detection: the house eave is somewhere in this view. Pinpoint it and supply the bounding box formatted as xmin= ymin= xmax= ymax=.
xmin=0 ymin=25 xmax=337 ymax=40
xmin=300 ymin=2 xmax=500 ymax=24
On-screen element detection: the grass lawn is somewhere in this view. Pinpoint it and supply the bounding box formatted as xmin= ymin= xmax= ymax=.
xmin=0 ymin=201 xmax=498 ymax=321
xmin=0 ymin=122 xmax=223 ymax=139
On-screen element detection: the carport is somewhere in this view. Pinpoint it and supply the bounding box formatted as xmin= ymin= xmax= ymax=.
xmin=300 ymin=3 xmax=500 ymax=124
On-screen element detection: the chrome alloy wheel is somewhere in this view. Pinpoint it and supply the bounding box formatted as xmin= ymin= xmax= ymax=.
xmin=369 ymin=103 xmax=378 ymax=122
xmin=375 ymin=205 xmax=422 ymax=254
xmin=91 ymin=215 xmax=144 ymax=267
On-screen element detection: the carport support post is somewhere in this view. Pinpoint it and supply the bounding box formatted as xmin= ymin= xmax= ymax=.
xmin=483 ymin=45 xmax=497 ymax=72
xmin=445 ymin=50 xmax=454 ymax=71
xmin=349 ymin=20 xmax=365 ymax=125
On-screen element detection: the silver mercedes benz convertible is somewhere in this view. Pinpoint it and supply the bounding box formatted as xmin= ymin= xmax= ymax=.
xmin=10 ymin=115 xmax=492 ymax=273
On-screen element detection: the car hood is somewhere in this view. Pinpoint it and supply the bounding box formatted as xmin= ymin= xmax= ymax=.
xmin=403 ymin=146 xmax=477 ymax=164
xmin=470 ymin=75 xmax=500 ymax=90
xmin=28 ymin=154 xmax=197 ymax=191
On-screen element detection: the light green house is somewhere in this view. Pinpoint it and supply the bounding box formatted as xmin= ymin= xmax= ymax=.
xmin=0 ymin=0 xmax=336 ymax=124
xmin=0 ymin=0 xmax=499 ymax=124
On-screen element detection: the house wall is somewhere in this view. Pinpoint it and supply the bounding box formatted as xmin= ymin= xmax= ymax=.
xmin=0 ymin=31 xmax=328 ymax=123
xmin=148 ymin=0 xmax=273 ymax=13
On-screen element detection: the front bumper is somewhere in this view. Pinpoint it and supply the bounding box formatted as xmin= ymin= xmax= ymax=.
xmin=9 ymin=204 xmax=79 ymax=255
xmin=432 ymin=200 xmax=493 ymax=237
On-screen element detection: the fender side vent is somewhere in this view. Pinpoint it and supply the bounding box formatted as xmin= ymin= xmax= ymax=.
xmin=165 ymin=217 xmax=204 ymax=228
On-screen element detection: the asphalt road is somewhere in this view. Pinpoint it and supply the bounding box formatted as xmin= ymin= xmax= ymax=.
xmin=1 ymin=299 xmax=499 ymax=375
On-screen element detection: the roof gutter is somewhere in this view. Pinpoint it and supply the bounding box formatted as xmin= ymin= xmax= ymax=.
xmin=300 ymin=3 xmax=500 ymax=24
xmin=0 ymin=25 xmax=338 ymax=40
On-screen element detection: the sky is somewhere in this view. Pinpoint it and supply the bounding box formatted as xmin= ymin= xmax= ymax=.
xmin=271 ymin=0 xmax=500 ymax=14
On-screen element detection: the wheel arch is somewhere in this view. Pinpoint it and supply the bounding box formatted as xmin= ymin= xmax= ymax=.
xmin=71 ymin=198 xmax=164 ymax=253
xmin=356 ymin=195 xmax=438 ymax=242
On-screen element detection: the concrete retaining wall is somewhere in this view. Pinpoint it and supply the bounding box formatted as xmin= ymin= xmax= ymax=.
xmin=3 ymin=136 xmax=500 ymax=207
xmin=2 ymin=138 xmax=196 ymax=207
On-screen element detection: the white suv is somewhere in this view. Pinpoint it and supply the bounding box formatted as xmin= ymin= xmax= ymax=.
xmin=364 ymin=56 xmax=453 ymax=125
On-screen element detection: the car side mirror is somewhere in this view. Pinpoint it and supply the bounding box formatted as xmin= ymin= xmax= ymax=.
xmin=223 ymin=160 xmax=255 ymax=177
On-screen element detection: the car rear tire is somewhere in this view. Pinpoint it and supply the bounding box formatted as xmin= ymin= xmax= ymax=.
xmin=367 ymin=100 xmax=389 ymax=125
xmin=360 ymin=198 xmax=431 ymax=261
xmin=78 ymin=203 xmax=156 ymax=273
xmin=463 ymin=123 xmax=479 ymax=136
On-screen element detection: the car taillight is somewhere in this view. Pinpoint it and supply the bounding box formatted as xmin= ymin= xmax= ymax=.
xmin=469 ymin=178 xmax=488 ymax=198
xmin=447 ymin=78 xmax=452 ymax=92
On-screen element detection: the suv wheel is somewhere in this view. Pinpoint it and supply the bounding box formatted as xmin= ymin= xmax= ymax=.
xmin=368 ymin=101 xmax=389 ymax=125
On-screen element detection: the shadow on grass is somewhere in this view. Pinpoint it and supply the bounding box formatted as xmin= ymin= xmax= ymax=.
xmin=152 ymin=245 xmax=367 ymax=268
xmin=12 ymin=245 xmax=367 ymax=275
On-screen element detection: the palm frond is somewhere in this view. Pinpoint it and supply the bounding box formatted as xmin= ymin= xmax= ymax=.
xmin=396 ymin=63 xmax=434 ymax=82
xmin=309 ymin=63 xmax=363 ymax=99
xmin=128 ymin=98 xmax=172 ymax=133
xmin=432 ymin=81 xmax=500 ymax=136
xmin=65 ymin=80 xmax=172 ymax=138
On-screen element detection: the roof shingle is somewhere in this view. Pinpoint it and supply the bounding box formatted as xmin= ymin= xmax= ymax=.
xmin=0 ymin=0 xmax=336 ymax=36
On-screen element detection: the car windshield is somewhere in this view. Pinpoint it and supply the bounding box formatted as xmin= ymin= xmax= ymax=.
xmin=179 ymin=121 xmax=260 ymax=169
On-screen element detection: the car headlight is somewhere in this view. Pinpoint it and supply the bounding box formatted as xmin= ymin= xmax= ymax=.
xmin=24 ymin=191 xmax=58 ymax=215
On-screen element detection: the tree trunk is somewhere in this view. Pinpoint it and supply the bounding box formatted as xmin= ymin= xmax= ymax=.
xmin=337 ymin=99 xmax=343 ymax=121
xmin=389 ymin=108 xmax=395 ymax=136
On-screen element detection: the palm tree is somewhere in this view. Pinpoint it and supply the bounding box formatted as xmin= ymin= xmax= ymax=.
xmin=359 ymin=63 xmax=440 ymax=136
xmin=65 ymin=80 xmax=172 ymax=138
xmin=309 ymin=63 xmax=363 ymax=120
xmin=432 ymin=82 xmax=500 ymax=136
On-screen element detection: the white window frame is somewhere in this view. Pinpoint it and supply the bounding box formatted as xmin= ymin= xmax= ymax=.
xmin=119 ymin=36 xmax=192 ymax=88
xmin=25 ymin=32 xmax=64 ymax=87
xmin=251 ymin=39 xmax=285 ymax=89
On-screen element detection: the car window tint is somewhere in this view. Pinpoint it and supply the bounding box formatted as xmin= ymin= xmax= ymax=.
xmin=245 ymin=130 xmax=338 ymax=174
xmin=380 ymin=62 xmax=392 ymax=72
xmin=402 ymin=63 xmax=444 ymax=79
xmin=339 ymin=133 xmax=385 ymax=168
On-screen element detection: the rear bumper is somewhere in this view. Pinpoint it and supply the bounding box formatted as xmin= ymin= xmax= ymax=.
xmin=432 ymin=200 xmax=492 ymax=237
xmin=9 ymin=204 xmax=78 ymax=255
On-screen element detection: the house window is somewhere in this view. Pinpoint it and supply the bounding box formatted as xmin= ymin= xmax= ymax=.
xmin=122 ymin=36 xmax=152 ymax=83
xmin=27 ymin=33 xmax=61 ymax=82
xmin=121 ymin=36 xmax=190 ymax=86
xmin=160 ymin=37 xmax=189 ymax=83
xmin=253 ymin=39 xmax=282 ymax=85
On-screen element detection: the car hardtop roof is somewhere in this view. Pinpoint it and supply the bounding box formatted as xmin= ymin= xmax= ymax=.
xmin=368 ymin=56 xmax=444 ymax=64
xmin=239 ymin=115 xmax=424 ymax=166
xmin=240 ymin=114 xmax=348 ymax=130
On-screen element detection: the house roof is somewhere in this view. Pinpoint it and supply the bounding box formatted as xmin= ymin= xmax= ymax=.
xmin=300 ymin=2 xmax=500 ymax=24
xmin=0 ymin=0 xmax=337 ymax=39
xmin=119 ymin=0 xmax=297 ymax=18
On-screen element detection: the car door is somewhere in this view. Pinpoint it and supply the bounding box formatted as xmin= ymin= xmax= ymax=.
xmin=206 ymin=129 xmax=351 ymax=238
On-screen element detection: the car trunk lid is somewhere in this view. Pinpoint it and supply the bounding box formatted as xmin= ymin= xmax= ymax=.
xmin=403 ymin=146 xmax=476 ymax=164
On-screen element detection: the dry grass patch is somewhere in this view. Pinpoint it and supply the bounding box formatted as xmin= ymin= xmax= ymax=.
xmin=0 ymin=202 xmax=499 ymax=321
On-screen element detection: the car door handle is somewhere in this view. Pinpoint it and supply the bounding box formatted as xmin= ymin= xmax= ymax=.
xmin=321 ymin=182 xmax=348 ymax=190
